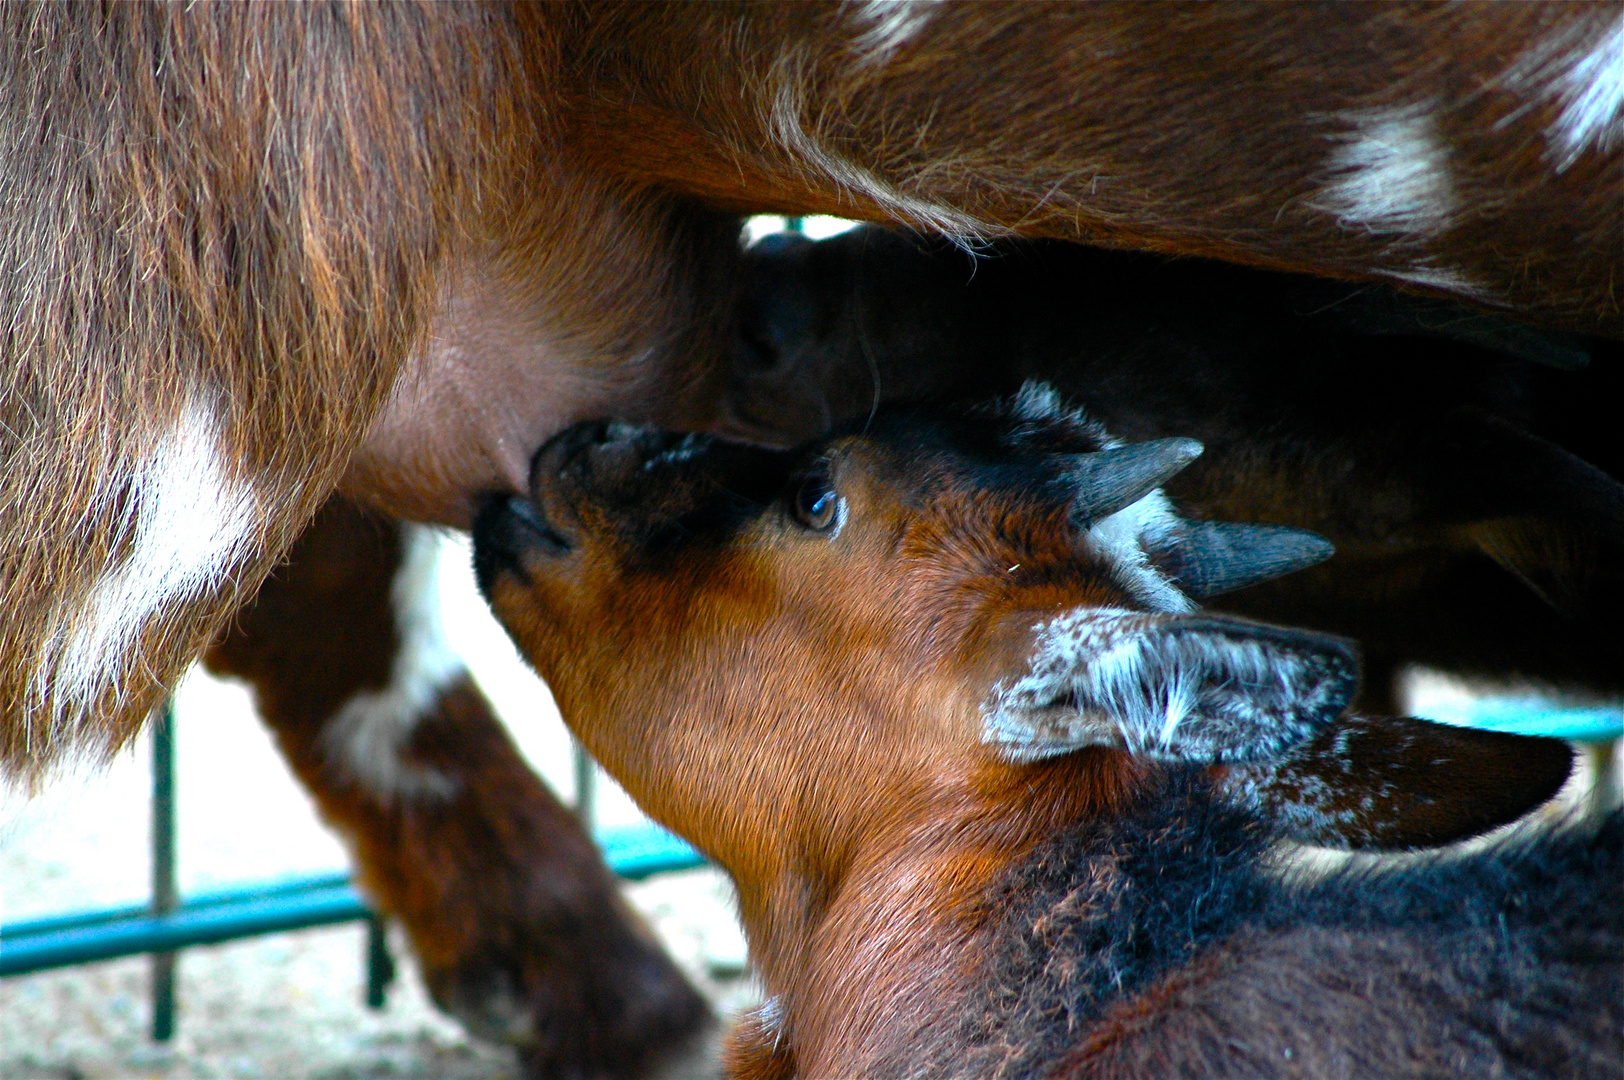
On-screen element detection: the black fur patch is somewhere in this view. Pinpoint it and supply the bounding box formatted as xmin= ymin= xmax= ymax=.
xmin=900 ymin=772 xmax=1622 ymax=1079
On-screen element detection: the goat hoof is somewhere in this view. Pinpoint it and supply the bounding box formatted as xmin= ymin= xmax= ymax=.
xmin=427 ymin=948 xmax=716 ymax=1080
xmin=429 ymin=963 xmax=540 ymax=1047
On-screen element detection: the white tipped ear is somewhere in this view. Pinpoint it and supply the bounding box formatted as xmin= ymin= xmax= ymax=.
xmin=981 ymin=609 xmax=1360 ymax=765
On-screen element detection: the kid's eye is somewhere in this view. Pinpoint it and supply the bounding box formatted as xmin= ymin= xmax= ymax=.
xmin=792 ymin=471 xmax=841 ymax=531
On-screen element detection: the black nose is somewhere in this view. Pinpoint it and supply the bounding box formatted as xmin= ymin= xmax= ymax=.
xmin=471 ymin=493 xmax=571 ymax=599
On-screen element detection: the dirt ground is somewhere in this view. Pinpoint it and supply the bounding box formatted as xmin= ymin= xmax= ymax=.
xmin=1 ymin=533 xmax=756 ymax=1080
xmin=0 ymin=874 xmax=754 ymax=1080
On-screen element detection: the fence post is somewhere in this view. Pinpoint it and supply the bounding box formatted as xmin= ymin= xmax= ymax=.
xmin=150 ymin=700 xmax=177 ymax=1042
xmin=363 ymin=914 xmax=395 ymax=1009
xmin=572 ymin=738 xmax=596 ymax=829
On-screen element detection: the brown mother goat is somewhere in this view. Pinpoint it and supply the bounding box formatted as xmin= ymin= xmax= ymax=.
xmin=5 ymin=3 xmax=1620 ymax=1073
xmin=475 ymin=389 xmax=1619 ymax=1079
xmin=9 ymin=1 xmax=1621 ymax=773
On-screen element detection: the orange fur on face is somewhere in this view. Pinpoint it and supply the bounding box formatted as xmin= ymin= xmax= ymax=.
xmin=478 ymin=399 xmax=1583 ymax=1074
xmin=480 ymin=426 xmax=1166 ymax=1073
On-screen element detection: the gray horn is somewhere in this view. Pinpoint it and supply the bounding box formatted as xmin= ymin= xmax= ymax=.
xmin=1066 ymin=438 xmax=1204 ymax=526
xmin=1157 ymin=521 xmax=1336 ymax=598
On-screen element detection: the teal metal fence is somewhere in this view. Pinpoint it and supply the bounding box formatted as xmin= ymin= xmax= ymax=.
xmin=0 ymin=702 xmax=704 ymax=1040
xmin=8 ymin=692 xmax=1614 ymax=1040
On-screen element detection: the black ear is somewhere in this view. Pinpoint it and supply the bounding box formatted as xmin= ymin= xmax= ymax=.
xmin=1433 ymin=414 xmax=1624 ymax=619
xmin=981 ymin=609 xmax=1360 ymax=765
xmin=1216 ymin=714 xmax=1575 ymax=850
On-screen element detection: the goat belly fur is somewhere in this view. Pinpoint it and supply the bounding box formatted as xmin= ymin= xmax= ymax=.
xmin=905 ymin=772 xmax=1623 ymax=1080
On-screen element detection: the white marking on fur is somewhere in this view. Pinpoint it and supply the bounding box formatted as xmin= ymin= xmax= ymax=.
xmin=1083 ymin=492 xmax=1192 ymax=616
xmin=1007 ymin=381 xmax=1085 ymax=428
xmin=758 ymin=996 xmax=787 ymax=1051
xmin=848 ymin=0 xmax=942 ymax=67
xmin=50 ymin=399 xmax=259 ymax=715
xmin=982 ymin=609 xmax=1349 ymax=765
xmin=999 ymin=382 xmax=1192 ymax=612
xmin=1219 ymin=757 xmax=1374 ymax=838
xmin=1311 ymin=102 xmax=1457 ymax=236
xmin=1504 ymin=13 xmax=1624 ymax=172
xmin=324 ymin=525 xmax=463 ymax=801
xmin=1377 ymin=264 xmax=1495 ymax=302
xmin=769 ymin=61 xmax=993 ymax=243
xmin=642 ymin=431 xmax=712 ymax=469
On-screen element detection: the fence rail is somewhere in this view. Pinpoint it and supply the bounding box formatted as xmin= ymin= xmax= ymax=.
xmin=0 ymin=702 xmax=704 ymax=1040
xmin=4 ymin=671 xmax=1615 ymax=1043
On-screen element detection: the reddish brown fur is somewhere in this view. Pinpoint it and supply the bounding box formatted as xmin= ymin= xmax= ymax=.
xmin=6 ymin=2 xmax=1619 ymax=776
xmin=0 ymin=4 xmax=748 ymax=774
xmin=481 ymin=434 xmax=1141 ymax=1005
xmin=1 ymin=4 xmax=545 ymax=768
xmin=5 ymin=9 xmax=1617 ymax=1070
xmin=572 ymin=3 xmax=1622 ymax=334
xmin=475 ymin=410 xmax=1585 ymax=1076
xmin=203 ymin=498 xmax=714 ymax=1076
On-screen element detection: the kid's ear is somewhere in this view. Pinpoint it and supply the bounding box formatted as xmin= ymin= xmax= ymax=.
xmin=980 ymin=609 xmax=1360 ymax=765
xmin=1215 ymin=714 xmax=1574 ymax=849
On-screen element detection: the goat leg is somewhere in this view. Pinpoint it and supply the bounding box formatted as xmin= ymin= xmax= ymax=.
xmin=203 ymin=497 xmax=715 ymax=1080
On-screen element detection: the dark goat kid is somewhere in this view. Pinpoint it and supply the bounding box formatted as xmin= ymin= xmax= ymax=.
xmin=474 ymin=390 xmax=1616 ymax=1078
xmin=723 ymin=228 xmax=1624 ymax=712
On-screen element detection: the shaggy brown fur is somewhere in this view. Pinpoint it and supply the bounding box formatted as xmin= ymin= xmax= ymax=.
xmin=6 ymin=2 xmax=1620 ymax=776
xmin=0 ymin=4 xmax=550 ymax=769
xmin=573 ymin=2 xmax=1623 ymax=334
xmin=5 ymin=9 xmax=1617 ymax=1071
xmin=918 ymin=775 xmax=1621 ymax=1080
xmin=0 ymin=4 xmax=746 ymax=776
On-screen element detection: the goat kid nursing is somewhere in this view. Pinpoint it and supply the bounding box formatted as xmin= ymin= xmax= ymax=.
xmin=474 ymin=386 xmax=1621 ymax=1079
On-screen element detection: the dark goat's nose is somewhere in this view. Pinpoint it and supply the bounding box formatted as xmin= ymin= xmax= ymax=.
xmin=472 ymin=493 xmax=571 ymax=598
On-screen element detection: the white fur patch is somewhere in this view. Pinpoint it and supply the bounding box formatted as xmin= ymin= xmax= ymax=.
xmin=769 ymin=63 xmax=993 ymax=243
xmin=1311 ymin=102 xmax=1457 ymax=236
xmin=1218 ymin=718 xmax=1421 ymax=843
xmin=323 ymin=525 xmax=463 ymax=801
xmin=982 ymin=609 xmax=1353 ymax=766
xmin=1006 ymin=381 xmax=1094 ymax=430
xmin=1083 ymin=492 xmax=1193 ymax=616
xmin=756 ymin=996 xmax=787 ymax=1053
xmin=49 ymin=399 xmax=260 ymax=716
xmin=1503 ymin=13 xmax=1624 ymax=172
xmin=848 ymin=0 xmax=942 ymax=67
xmin=1376 ymin=264 xmax=1495 ymax=302
xmin=999 ymin=382 xmax=1193 ymax=613
xmin=1219 ymin=755 xmax=1374 ymax=839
